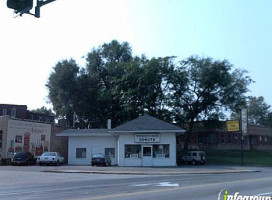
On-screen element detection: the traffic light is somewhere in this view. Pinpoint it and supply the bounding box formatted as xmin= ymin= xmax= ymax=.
xmin=7 ymin=0 xmax=33 ymax=13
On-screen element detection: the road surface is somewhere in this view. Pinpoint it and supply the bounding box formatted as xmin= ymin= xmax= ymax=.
xmin=0 ymin=166 xmax=271 ymax=200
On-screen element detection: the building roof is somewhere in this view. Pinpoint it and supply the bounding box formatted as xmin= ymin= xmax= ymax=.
xmin=56 ymin=129 xmax=113 ymax=137
xmin=110 ymin=114 xmax=185 ymax=133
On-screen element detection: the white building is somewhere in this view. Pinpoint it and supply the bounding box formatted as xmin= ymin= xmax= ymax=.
xmin=57 ymin=115 xmax=185 ymax=166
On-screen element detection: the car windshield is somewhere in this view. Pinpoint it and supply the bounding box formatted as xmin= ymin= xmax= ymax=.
xmin=93 ymin=154 xmax=105 ymax=158
xmin=42 ymin=152 xmax=56 ymax=156
xmin=13 ymin=152 xmax=26 ymax=159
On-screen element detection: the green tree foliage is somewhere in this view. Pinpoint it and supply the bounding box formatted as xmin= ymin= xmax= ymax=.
xmin=46 ymin=41 xmax=254 ymax=141
xmin=170 ymin=56 xmax=252 ymax=150
xmin=231 ymin=96 xmax=272 ymax=126
xmin=30 ymin=106 xmax=55 ymax=116
xmin=46 ymin=59 xmax=79 ymax=125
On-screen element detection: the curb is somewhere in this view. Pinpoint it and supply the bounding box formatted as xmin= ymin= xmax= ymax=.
xmin=42 ymin=169 xmax=260 ymax=175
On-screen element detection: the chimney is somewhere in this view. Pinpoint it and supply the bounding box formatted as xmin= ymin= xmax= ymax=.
xmin=107 ymin=119 xmax=111 ymax=129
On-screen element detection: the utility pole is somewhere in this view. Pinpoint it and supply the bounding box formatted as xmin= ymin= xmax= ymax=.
xmin=35 ymin=0 xmax=56 ymax=18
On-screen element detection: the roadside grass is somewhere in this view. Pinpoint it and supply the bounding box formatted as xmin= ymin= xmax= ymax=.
xmin=206 ymin=150 xmax=272 ymax=166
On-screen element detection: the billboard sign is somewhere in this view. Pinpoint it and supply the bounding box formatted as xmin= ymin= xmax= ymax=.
xmin=227 ymin=120 xmax=240 ymax=132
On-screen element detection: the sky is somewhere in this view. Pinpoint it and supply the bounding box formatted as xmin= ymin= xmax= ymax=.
xmin=0 ymin=0 xmax=272 ymax=110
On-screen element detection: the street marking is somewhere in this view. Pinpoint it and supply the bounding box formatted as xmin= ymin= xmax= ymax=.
xmin=133 ymin=183 xmax=151 ymax=187
xmin=78 ymin=176 xmax=272 ymax=200
xmin=256 ymin=192 xmax=272 ymax=196
xmin=156 ymin=182 xmax=179 ymax=187
xmin=133 ymin=182 xmax=179 ymax=187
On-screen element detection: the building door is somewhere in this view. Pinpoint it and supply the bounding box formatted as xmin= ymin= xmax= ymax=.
xmin=142 ymin=146 xmax=152 ymax=166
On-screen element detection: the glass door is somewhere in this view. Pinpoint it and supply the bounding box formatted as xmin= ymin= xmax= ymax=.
xmin=142 ymin=146 xmax=152 ymax=166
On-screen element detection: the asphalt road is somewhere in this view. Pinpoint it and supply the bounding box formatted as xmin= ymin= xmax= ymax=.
xmin=0 ymin=166 xmax=272 ymax=200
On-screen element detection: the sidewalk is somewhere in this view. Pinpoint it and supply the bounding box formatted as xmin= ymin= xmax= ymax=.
xmin=42 ymin=165 xmax=260 ymax=175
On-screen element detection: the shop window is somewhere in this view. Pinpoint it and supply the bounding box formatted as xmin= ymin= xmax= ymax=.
xmin=76 ymin=148 xmax=86 ymax=159
xmin=125 ymin=145 xmax=141 ymax=158
xmin=105 ymin=148 xmax=115 ymax=158
xmin=153 ymin=144 xmax=169 ymax=158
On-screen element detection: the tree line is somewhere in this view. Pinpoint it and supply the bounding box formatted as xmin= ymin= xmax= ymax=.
xmin=44 ymin=40 xmax=271 ymax=149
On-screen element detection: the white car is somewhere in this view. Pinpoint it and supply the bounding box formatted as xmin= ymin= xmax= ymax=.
xmin=37 ymin=152 xmax=65 ymax=166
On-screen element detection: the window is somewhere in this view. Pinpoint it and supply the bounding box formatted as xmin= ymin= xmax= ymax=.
xmin=221 ymin=133 xmax=225 ymax=144
xmin=125 ymin=145 xmax=141 ymax=158
xmin=2 ymin=109 xmax=7 ymax=116
xmin=11 ymin=108 xmax=16 ymax=118
xmin=105 ymin=148 xmax=115 ymax=158
xmin=153 ymin=144 xmax=169 ymax=158
xmin=228 ymin=134 xmax=232 ymax=143
xmin=76 ymin=148 xmax=86 ymax=159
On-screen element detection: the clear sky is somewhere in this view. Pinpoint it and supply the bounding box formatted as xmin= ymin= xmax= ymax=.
xmin=0 ymin=0 xmax=272 ymax=110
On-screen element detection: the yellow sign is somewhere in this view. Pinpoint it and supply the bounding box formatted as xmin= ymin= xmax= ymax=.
xmin=227 ymin=120 xmax=240 ymax=132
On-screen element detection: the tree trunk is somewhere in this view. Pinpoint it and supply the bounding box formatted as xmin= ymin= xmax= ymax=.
xmin=183 ymin=119 xmax=195 ymax=152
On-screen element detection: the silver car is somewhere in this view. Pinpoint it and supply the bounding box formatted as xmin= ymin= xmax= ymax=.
xmin=37 ymin=152 xmax=65 ymax=166
xmin=182 ymin=151 xmax=206 ymax=165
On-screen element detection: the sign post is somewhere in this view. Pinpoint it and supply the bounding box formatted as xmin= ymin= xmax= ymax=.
xmin=240 ymin=109 xmax=248 ymax=166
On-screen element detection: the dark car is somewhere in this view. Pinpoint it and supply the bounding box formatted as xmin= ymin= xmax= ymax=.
xmin=91 ymin=153 xmax=111 ymax=166
xmin=11 ymin=152 xmax=36 ymax=166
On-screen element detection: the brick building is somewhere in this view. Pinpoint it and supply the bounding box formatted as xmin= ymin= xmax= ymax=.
xmin=178 ymin=121 xmax=272 ymax=151
xmin=0 ymin=104 xmax=54 ymax=123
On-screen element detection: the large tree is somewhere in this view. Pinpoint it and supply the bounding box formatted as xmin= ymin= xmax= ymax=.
xmin=170 ymin=56 xmax=252 ymax=151
xmin=46 ymin=41 xmax=253 ymax=134
xmin=231 ymin=96 xmax=272 ymax=126
xmin=46 ymin=59 xmax=79 ymax=126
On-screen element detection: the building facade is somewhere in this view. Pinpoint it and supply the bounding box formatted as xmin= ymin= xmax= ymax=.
xmin=0 ymin=116 xmax=51 ymax=159
xmin=178 ymin=121 xmax=272 ymax=151
xmin=57 ymin=115 xmax=185 ymax=166
xmin=0 ymin=104 xmax=54 ymax=123
xmin=0 ymin=116 xmax=68 ymax=162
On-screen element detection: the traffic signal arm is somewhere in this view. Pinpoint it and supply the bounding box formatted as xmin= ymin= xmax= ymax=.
xmin=7 ymin=0 xmax=33 ymax=14
xmin=7 ymin=0 xmax=56 ymax=18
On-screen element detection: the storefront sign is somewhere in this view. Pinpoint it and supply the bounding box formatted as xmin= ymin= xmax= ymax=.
xmin=135 ymin=134 xmax=160 ymax=143
xmin=226 ymin=120 xmax=240 ymax=132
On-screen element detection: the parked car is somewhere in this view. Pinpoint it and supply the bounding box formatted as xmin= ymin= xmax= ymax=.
xmin=11 ymin=151 xmax=36 ymax=166
xmin=37 ymin=152 xmax=65 ymax=166
xmin=182 ymin=151 xmax=206 ymax=165
xmin=91 ymin=153 xmax=111 ymax=166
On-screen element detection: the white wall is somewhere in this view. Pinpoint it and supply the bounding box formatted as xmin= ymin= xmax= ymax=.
xmin=6 ymin=119 xmax=51 ymax=157
xmin=68 ymin=136 xmax=118 ymax=165
xmin=118 ymin=133 xmax=177 ymax=167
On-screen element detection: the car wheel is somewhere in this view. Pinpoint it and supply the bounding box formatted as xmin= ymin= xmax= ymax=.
xmin=192 ymin=160 xmax=196 ymax=165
